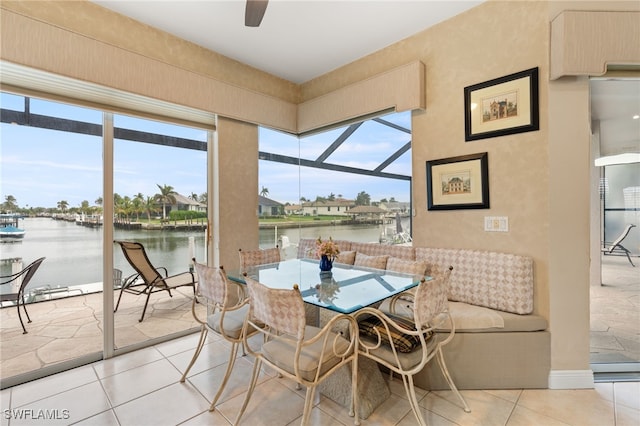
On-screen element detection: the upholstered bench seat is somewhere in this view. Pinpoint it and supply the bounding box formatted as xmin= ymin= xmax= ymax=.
xmin=297 ymin=238 xmax=550 ymax=389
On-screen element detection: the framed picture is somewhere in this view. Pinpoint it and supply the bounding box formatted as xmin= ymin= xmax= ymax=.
xmin=464 ymin=67 xmax=539 ymax=141
xmin=426 ymin=152 xmax=489 ymax=210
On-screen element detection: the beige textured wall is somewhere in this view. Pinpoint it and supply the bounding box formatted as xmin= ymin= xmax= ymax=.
xmin=304 ymin=0 xmax=550 ymax=315
xmin=1 ymin=0 xmax=300 ymax=103
xmin=217 ymin=117 xmax=259 ymax=272
xmin=0 ymin=1 xmax=298 ymax=132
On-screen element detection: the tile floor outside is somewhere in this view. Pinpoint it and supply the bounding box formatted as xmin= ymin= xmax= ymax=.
xmin=0 ymin=254 xmax=638 ymax=425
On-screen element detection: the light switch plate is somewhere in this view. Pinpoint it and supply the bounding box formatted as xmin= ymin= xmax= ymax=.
xmin=484 ymin=216 xmax=509 ymax=232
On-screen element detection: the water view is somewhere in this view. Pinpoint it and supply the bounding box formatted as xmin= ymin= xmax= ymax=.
xmin=1 ymin=217 xmax=409 ymax=295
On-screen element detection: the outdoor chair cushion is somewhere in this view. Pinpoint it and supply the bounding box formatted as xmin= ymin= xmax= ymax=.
xmin=207 ymin=304 xmax=250 ymax=339
xmin=261 ymin=325 xmax=352 ymax=382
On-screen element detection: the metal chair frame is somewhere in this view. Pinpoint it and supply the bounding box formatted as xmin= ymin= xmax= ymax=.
xmin=114 ymin=240 xmax=196 ymax=322
xmin=0 ymin=257 xmax=45 ymax=334
xmin=236 ymin=276 xmax=360 ymax=426
xmin=180 ymin=260 xmax=253 ymax=411
xmin=355 ymin=269 xmax=470 ymax=426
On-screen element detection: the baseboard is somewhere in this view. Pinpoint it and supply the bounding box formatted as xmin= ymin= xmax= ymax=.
xmin=548 ymin=369 xmax=594 ymax=389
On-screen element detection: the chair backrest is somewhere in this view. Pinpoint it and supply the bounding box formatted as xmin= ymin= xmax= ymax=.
xmin=193 ymin=260 xmax=227 ymax=307
xmin=244 ymin=275 xmax=305 ymax=339
xmin=113 ymin=268 xmax=123 ymax=288
xmin=413 ymin=267 xmax=452 ymax=328
xmin=609 ymin=224 xmax=636 ymax=250
xmin=17 ymin=257 xmax=46 ymax=295
xmin=115 ymin=241 xmax=163 ymax=285
xmin=239 ymin=246 xmax=281 ymax=271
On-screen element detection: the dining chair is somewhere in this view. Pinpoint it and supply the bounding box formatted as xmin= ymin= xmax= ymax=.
xmin=235 ymin=275 xmax=360 ymax=426
xmin=114 ymin=240 xmax=196 ymax=322
xmin=180 ymin=260 xmax=251 ymax=411
xmin=0 ymin=257 xmax=45 ymax=334
xmin=238 ymin=246 xmax=281 ymax=272
xmin=355 ymin=268 xmax=470 ymax=426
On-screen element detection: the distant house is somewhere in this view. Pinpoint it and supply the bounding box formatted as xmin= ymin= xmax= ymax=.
xmin=259 ymin=195 xmax=283 ymax=217
xmin=301 ymin=199 xmax=355 ymax=216
xmin=346 ymin=205 xmax=387 ymax=221
xmin=284 ymin=204 xmax=302 ymax=215
xmin=158 ymin=192 xmax=206 ymax=216
xmin=378 ymin=201 xmax=410 ymax=214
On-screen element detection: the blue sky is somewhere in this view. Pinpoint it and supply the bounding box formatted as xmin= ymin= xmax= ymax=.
xmin=1 ymin=92 xmax=411 ymax=209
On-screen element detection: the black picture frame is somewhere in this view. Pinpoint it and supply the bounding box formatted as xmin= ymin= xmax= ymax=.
xmin=464 ymin=67 xmax=539 ymax=141
xmin=426 ymin=152 xmax=489 ymax=210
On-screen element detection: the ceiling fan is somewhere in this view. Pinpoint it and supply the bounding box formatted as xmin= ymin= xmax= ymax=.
xmin=245 ymin=0 xmax=269 ymax=27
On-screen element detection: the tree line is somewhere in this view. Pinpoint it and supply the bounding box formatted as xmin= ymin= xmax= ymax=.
xmin=1 ymin=184 xmax=207 ymax=222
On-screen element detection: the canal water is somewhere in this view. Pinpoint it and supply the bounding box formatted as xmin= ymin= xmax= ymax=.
xmin=1 ymin=217 xmax=409 ymax=293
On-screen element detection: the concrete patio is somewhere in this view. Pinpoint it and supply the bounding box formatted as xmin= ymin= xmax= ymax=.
xmin=1 ymin=287 xmax=203 ymax=380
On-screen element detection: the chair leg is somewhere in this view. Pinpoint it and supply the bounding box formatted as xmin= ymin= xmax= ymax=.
xmin=625 ymin=251 xmax=635 ymax=267
xmin=209 ymin=342 xmax=241 ymax=411
xmin=436 ymin=348 xmax=471 ymax=413
xmin=16 ymin=302 xmax=27 ymax=334
xmin=139 ymin=291 xmax=153 ymax=322
xmin=233 ymin=358 xmax=262 ymax=425
xmin=114 ymin=286 xmax=126 ymax=313
xmin=301 ymin=386 xmax=316 ymax=425
xmin=20 ymin=295 xmax=32 ymax=323
xmin=180 ymin=326 xmax=208 ymax=383
xmin=401 ymin=374 xmax=426 ymax=426
xmin=351 ymin=354 xmax=360 ymax=425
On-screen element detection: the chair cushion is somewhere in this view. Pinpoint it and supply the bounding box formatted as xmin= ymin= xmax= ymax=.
xmin=207 ymin=304 xmax=249 ymax=339
xmin=354 ymin=253 xmax=388 ymax=270
xmin=335 ymin=250 xmax=356 ymax=265
xmin=358 ymin=313 xmax=430 ymax=353
xmin=262 ymin=325 xmax=352 ymax=382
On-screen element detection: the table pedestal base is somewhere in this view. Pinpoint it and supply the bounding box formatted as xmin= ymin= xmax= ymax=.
xmin=319 ymin=356 xmax=390 ymax=420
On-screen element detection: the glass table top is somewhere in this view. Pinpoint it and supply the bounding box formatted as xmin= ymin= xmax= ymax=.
xmin=229 ymin=258 xmax=425 ymax=314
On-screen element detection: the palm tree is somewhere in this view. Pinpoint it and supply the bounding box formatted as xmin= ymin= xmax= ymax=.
xmin=116 ymin=196 xmax=133 ymax=222
xmin=57 ymin=200 xmax=69 ymax=213
xmin=260 ymin=186 xmax=269 ymax=197
xmin=189 ymin=192 xmax=199 ymax=201
xmin=3 ymin=195 xmax=17 ymax=212
xmin=155 ymin=184 xmax=176 ymax=220
xmin=143 ymin=196 xmax=157 ymax=222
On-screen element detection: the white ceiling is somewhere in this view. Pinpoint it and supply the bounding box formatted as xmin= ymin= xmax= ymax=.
xmin=89 ymin=1 xmax=639 ymax=156
xmin=91 ymin=0 xmax=484 ymax=84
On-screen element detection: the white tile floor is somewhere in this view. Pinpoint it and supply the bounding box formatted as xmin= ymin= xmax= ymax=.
xmin=1 ymin=331 xmax=639 ymax=426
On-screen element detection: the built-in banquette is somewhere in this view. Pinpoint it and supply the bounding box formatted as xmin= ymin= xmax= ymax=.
xmin=297 ymin=238 xmax=550 ymax=390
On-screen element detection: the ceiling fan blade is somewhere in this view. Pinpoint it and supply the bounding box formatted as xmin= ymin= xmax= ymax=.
xmin=245 ymin=0 xmax=269 ymax=27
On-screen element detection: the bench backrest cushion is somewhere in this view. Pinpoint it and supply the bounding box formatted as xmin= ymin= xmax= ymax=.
xmin=350 ymin=242 xmax=415 ymax=260
xmin=414 ymin=248 xmax=534 ymax=314
xmin=297 ymin=238 xmax=352 ymax=259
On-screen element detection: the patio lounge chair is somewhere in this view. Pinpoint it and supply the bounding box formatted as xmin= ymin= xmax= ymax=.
xmin=601 ymin=224 xmax=636 ymax=266
xmin=0 ymin=257 xmax=45 ymax=334
xmin=114 ymin=241 xmax=196 ymax=322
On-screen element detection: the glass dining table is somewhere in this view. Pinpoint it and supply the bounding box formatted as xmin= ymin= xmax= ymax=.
xmin=228 ymin=257 xmax=427 ymax=419
xmin=228 ymin=257 xmax=424 ymax=315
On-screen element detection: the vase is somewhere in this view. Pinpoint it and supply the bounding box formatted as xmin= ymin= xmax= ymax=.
xmin=319 ymin=254 xmax=333 ymax=272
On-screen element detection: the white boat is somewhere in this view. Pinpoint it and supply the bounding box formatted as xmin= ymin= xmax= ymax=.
xmin=0 ymin=225 xmax=26 ymax=240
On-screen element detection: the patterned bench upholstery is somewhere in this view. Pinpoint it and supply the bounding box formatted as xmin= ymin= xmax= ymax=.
xmin=414 ymin=247 xmax=534 ymax=315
